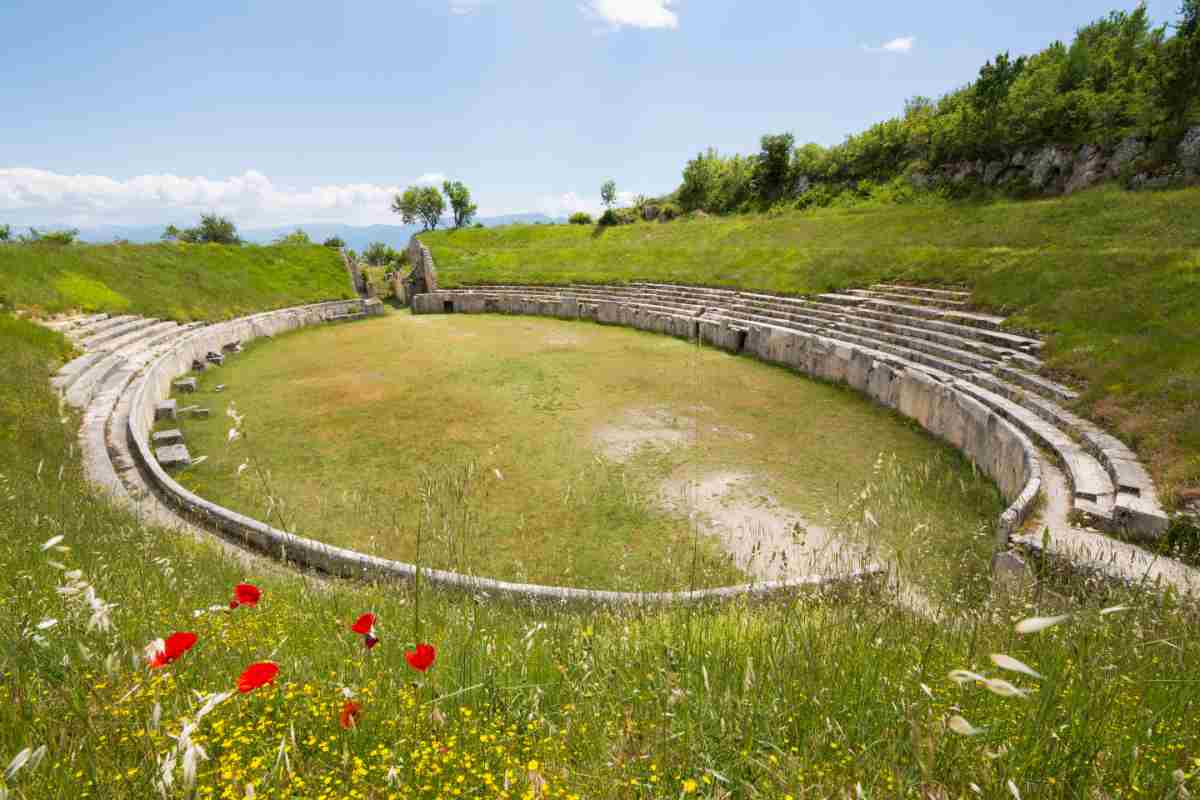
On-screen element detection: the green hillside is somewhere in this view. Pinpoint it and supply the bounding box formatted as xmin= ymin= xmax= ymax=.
xmin=0 ymin=242 xmax=353 ymax=321
xmin=423 ymin=185 xmax=1200 ymax=504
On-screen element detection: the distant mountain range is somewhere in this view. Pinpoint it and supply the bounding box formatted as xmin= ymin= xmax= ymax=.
xmin=69 ymin=214 xmax=562 ymax=250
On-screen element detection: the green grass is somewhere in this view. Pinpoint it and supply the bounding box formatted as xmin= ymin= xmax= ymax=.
xmin=2 ymin=313 xmax=1199 ymax=798
xmin=0 ymin=242 xmax=353 ymax=321
xmin=165 ymin=312 xmax=1000 ymax=597
xmin=422 ymin=185 xmax=1200 ymax=502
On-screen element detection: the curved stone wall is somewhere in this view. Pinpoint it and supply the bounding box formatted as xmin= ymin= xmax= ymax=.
xmin=126 ymin=300 xmax=881 ymax=605
xmin=411 ymin=290 xmax=1043 ymax=548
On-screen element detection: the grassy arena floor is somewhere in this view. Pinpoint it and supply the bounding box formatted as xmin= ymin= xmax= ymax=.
xmin=168 ymin=311 xmax=1001 ymax=596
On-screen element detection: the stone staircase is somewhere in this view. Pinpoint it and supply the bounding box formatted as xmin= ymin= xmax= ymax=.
xmin=419 ymin=282 xmax=1179 ymax=566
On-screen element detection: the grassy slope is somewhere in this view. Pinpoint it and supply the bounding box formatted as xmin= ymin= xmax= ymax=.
xmin=0 ymin=242 xmax=353 ymax=321
xmin=423 ymin=185 xmax=1200 ymax=502
xmin=2 ymin=314 xmax=1200 ymax=798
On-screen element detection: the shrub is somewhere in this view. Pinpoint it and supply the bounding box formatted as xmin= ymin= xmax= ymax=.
xmin=22 ymin=227 xmax=80 ymax=245
xmin=658 ymin=202 xmax=681 ymax=221
xmin=274 ymin=229 xmax=312 ymax=246
xmin=363 ymin=241 xmax=402 ymax=266
xmin=0 ymin=224 xmax=10 ymax=242
xmin=597 ymin=209 xmax=620 ymax=226
xmin=568 ymin=212 xmax=594 ymax=225
xmin=322 ymin=236 xmax=346 ymax=249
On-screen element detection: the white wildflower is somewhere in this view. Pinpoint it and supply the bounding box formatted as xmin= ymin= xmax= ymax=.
xmin=948 ymin=715 xmax=985 ymax=736
xmin=85 ymin=587 xmax=116 ymax=633
xmin=35 ymin=618 xmax=58 ymax=631
xmin=40 ymin=535 xmax=64 ymax=551
xmin=990 ymin=653 xmax=1042 ymax=680
xmin=1015 ymin=614 xmax=1071 ymax=634
xmin=386 ymin=766 xmax=400 ymax=786
xmin=237 ymin=463 xmax=249 ymax=477
xmin=1100 ymin=605 xmax=1131 ymax=616
xmin=1007 ymin=779 xmax=1022 ymax=800
xmin=227 ymin=428 xmax=240 ymax=443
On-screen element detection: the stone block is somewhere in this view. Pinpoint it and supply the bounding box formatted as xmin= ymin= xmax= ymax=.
xmin=154 ymin=399 xmax=177 ymax=421
xmin=152 ymin=429 xmax=185 ymax=446
xmin=191 ymin=359 xmax=208 ymax=372
xmin=181 ymin=406 xmax=210 ymax=419
xmin=155 ymin=444 xmax=191 ymax=469
xmin=991 ymin=549 xmax=1035 ymax=594
xmin=206 ymin=351 xmax=225 ymax=366
xmin=174 ymin=378 xmax=197 ymax=393
xmin=214 ymin=384 xmax=226 ymax=393
xmin=222 ymin=341 xmax=243 ymax=353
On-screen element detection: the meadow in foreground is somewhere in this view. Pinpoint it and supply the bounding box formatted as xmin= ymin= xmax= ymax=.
xmin=2 ymin=316 xmax=1200 ymax=799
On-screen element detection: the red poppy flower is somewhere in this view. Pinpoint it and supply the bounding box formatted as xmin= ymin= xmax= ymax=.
xmin=351 ymin=613 xmax=379 ymax=649
xmin=229 ymin=583 xmax=262 ymax=609
xmin=339 ymin=700 xmax=361 ymax=730
xmin=149 ymin=632 xmax=198 ymax=669
xmin=237 ymin=661 xmax=279 ymax=693
xmin=404 ymin=643 xmax=436 ymax=672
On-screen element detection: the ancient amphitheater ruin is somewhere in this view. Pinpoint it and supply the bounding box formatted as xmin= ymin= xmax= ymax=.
xmin=41 ymin=251 xmax=1200 ymax=604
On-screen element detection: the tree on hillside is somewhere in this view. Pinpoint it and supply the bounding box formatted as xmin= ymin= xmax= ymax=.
xmin=442 ymin=181 xmax=478 ymax=228
xmin=600 ymin=180 xmax=617 ymax=210
xmin=164 ymin=215 xmax=242 ymax=244
xmin=392 ymin=186 xmax=446 ymax=231
xmin=752 ymin=133 xmax=795 ymax=204
xmin=1152 ymin=0 xmax=1200 ymax=133
xmin=362 ymin=241 xmax=401 ymax=266
xmin=0 ymin=224 xmax=10 ymax=243
xmin=322 ymin=236 xmax=346 ymax=248
xmin=275 ymin=229 xmax=311 ymax=245
xmin=972 ymin=51 xmax=1026 ymax=152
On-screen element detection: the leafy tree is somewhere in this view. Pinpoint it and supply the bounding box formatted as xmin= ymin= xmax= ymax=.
xmin=752 ymin=133 xmax=795 ymax=204
xmin=275 ymin=228 xmax=311 ymax=246
xmin=0 ymin=224 xmax=10 ymax=243
xmin=391 ymin=186 xmax=446 ymax=231
xmin=168 ymin=215 xmax=241 ymax=244
xmin=21 ymin=227 xmax=79 ymax=245
xmin=322 ymin=236 xmax=346 ymax=248
xmin=600 ymin=180 xmax=617 ymax=210
xmin=442 ymin=181 xmax=478 ymax=228
xmin=568 ymin=212 xmax=593 ymax=225
xmin=1152 ymin=0 xmax=1200 ymax=133
xmin=362 ymin=241 xmax=401 ymax=266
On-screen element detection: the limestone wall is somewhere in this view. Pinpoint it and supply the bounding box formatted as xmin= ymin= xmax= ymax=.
xmin=414 ymin=291 xmax=1042 ymax=546
xmin=127 ymin=297 xmax=875 ymax=605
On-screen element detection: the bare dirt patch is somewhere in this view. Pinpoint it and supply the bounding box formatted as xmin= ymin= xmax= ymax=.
xmin=592 ymin=406 xmax=695 ymax=461
xmin=660 ymin=472 xmax=868 ymax=581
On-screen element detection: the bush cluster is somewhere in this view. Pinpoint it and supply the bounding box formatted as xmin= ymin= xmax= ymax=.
xmin=676 ymin=4 xmax=1200 ymax=215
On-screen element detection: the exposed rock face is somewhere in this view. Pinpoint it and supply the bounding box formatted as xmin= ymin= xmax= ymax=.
xmin=400 ymin=238 xmax=439 ymax=305
xmin=1029 ymin=146 xmax=1074 ymax=191
xmin=1065 ymin=145 xmax=1107 ymax=194
xmin=1107 ymin=136 xmax=1146 ymax=177
xmin=983 ymin=161 xmax=1006 ymax=185
xmin=794 ymin=174 xmax=812 ymax=195
xmin=1179 ymin=126 xmax=1200 ymax=175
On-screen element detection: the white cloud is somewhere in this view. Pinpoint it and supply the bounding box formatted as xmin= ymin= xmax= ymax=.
xmin=537 ymin=189 xmax=638 ymax=218
xmin=583 ymin=0 xmax=679 ymax=30
xmin=448 ymin=0 xmax=488 ymax=16
xmin=0 ymin=167 xmax=454 ymax=227
xmin=864 ymin=35 xmax=916 ymax=54
xmin=414 ymin=172 xmax=447 ymax=186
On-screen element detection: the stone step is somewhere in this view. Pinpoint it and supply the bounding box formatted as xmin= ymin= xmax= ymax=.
xmin=80 ymin=317 xmax=161 ymax=350
xmin=56 ymin=313 xmax=115 ymax=337
xmin=816 ymin=293 xmax=869 ymax=307
xmin=861 ymin=298 xmax=1007 ymax=331
xmin=43 ymin=313 xmax=106 ymax=332
xmin=952 ymin=379 xmax=1116 ymax=519
xmin=64 ymin=322 xmax=201 ymax=409
xmin=53 ymin=321 xmax=179 ymax=395
xmin=848 ymin=288 xmax=969 ymax=310
xmin=67 ymin=314 xmax=137 ymax=342
xmin=994 ymin=364 xmax=1078 ymax=404
xmin=870 ymin=283 xmax=971 ymax=300
xmin=848 ymin=304 xmax=1042 ymax=352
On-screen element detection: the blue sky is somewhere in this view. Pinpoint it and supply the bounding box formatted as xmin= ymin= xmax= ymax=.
xmin=0 ymin=0 xmax=1181 ymax=227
